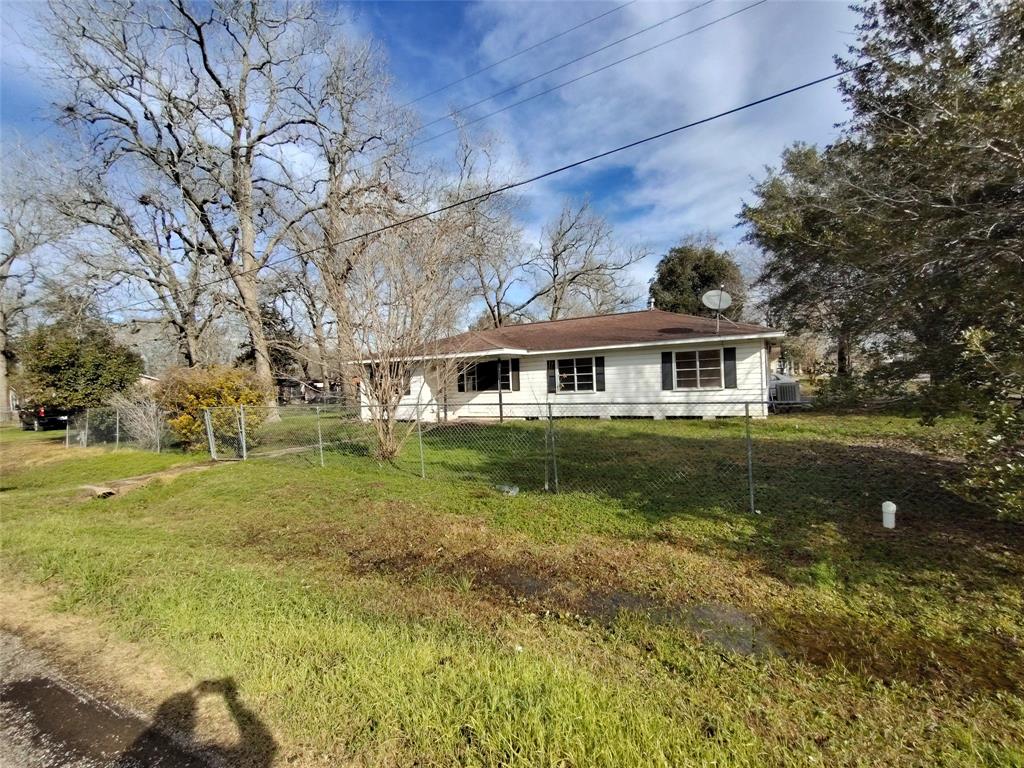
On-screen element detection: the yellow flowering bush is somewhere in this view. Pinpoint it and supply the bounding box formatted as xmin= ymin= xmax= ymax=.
xmin=157 ymin=366 xmax=269 ymax=451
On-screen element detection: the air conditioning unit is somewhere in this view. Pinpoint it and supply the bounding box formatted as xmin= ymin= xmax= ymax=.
xmin=775 ymin=381 xmax=801 ymax=403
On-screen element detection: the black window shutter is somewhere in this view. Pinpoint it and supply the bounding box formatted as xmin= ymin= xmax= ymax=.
xmin=511 ymin=359 xmax=520 ymax=391
xmin=546 ymin=360 xmax=557 ymax=393
xmin=661 ymin=351 xmax=674 ymax=390
xmin=457 ymin=368 xmax=465 ymax=392
xmin=595 ymin=356 xmax=605 ymax=391
xmin=723 ymin=347 xmax=737 ymax=389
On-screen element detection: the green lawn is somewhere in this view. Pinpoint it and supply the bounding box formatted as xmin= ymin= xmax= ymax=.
xmin=1 ymin=417 xmax=1021 ymax=766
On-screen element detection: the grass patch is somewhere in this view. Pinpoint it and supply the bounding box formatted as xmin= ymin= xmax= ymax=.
xmin=1 ymin=418 xmax=1022 ymax=766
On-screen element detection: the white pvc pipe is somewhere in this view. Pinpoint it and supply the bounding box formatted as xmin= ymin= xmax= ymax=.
xmin=882 ymin=501 xmax=896 ymax=529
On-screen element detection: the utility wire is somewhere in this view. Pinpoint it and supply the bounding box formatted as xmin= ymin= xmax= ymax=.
xmin=412 ymin=0 xmax=767 ymax=150
xmin=400 ymin=0 xmax=637 ymax=108
xmin=323 ymin=0 xmax=760 ymax=185
xmin=102 ymin=64 xmax=867 ymax=319
xmin=416 ymin=0 xmax=717 ymax=134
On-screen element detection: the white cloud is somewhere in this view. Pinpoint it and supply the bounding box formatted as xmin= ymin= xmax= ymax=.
xmin=438 ymin=0 xmax=857 ymax=278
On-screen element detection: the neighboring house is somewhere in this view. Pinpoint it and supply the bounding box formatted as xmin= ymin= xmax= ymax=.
xmin=276 ymin=378 xmax=349 ymax=405
xmin=361 ymin=309 xmax=783 ymax=420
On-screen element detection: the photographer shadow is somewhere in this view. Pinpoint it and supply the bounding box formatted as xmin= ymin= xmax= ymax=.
xmin=116 ymin=677 xmax=276 ymax=767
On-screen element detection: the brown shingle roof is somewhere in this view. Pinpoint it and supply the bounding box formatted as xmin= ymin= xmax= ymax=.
xmin=436 ymin=309 xmax=779 ymax=355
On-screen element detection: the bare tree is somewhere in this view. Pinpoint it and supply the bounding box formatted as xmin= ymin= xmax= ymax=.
xmin=294 ymin=38 xmax=417 ymax=400
xmin=54 ymin=166 xmax=224 ymax=366
xmin=463 ymin=196 xmax=646 ymax=327
xmin=46 ymin=0 xmax=344 ymax=398
xmin=449 ymin=136 xmax=526 ymax=328
xmin=561 ymin=270 xmax=643 ymax=318
xmin=0 ymin=148 xmax=66 ymax=416
xmin=272 ymin=252 xmax=333 ymax=385
xmin=343 ymin=213 xmax=469 ymax=460
xmin=520 ymin=199 xmax=646 ymax=321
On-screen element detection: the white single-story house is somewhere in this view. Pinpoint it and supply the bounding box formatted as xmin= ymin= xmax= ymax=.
xmin=360 ymin=308 xmax=783 ymax=421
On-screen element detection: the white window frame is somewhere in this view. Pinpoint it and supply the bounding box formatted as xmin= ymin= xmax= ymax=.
xmin=556 ymin=356 xmax=596 ymax=393
xmin=674 ymin=349 xmax=724 ymax=391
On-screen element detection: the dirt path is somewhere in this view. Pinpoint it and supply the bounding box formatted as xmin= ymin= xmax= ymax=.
xmin=0 ymin=582 xmax=280 ymax=768
xmin=78 ymin=463 xmax=213 ymax=499
xmin=0 ymin=630 xmax=212 ymax=768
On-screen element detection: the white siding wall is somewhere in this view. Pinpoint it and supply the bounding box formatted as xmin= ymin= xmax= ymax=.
xmin=364 ymin=340 xmax=770 ymax=420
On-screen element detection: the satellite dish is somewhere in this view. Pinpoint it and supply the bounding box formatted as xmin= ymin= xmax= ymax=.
xmin=701 ymin=289 xmax=733 ymax=311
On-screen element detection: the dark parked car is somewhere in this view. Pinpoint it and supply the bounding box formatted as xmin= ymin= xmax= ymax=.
xmin=19 ymin=406 xmax=71 ymax=431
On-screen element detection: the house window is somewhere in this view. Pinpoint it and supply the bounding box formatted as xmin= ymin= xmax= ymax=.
xmin=557 ymin=357 xmax=594 ymax=392
xmin=458 ymin=360 xmax=517 ymax=392
xmin=675 ymin=350 xmax=722 ymax=389
xmin=364 ymin=363 xmax=411 ymax=397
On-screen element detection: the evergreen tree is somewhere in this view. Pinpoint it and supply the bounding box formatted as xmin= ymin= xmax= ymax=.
xmin=16 ymin=320 xmax=143 ymax=409
xmin=743 ymin=0 xmax=1023 ymax=387
xmin=648 ymin=235 xmax=746 ymax=319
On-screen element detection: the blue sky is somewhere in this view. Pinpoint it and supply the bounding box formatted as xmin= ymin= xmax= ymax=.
xmin=1 ymin=0 xmax=859 ymax=289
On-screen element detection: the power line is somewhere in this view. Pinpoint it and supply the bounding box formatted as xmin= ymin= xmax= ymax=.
xmin=102 ymin=64 xmax=867 ymax=319
xmin=411 ymin=0 xmax=767 ymax=151
xmin=399 ymin=0 xmax=637 ymax=108
xmin=416 ymin=0 xmax=717 ymax=134
xmin=323 ymin=0 xmax=761 ymax=184
xmin=320 ymin=1 xmax=725 ymax=177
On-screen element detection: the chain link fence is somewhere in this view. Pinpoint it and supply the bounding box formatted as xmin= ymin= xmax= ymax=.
xmin=202 ymin=405 xmax=375 ymax=462
xmin=61 ymin=406 xmax=174 ymax=451
xmin=36 ymin=399 xmax=973 ymax=518
xmin=196 ymin=401 xmax=974 ymax=518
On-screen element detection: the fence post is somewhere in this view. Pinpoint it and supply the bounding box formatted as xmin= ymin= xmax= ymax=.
xmin=543 ymin=417 xmax=550 ymax=492
xmin=83 ymin=408 xmax=90 ymax=448
xmin=547 ymin=403 xmax=559 ymax=493
xmin=745 ymin=402 xmax=756 ymax=514
xmin=239 ymin=405 xmax=248 ymax=460
xmin=316 ymin=406 xmax=325 ymax=468
xmin=65 ymin=419 xmax=70 ymax=449
xmin=417 ymin=413 xmax=426 ymax=479
xmin=204 ymin=409 xmax=218 ymax=461
xmin=114 ymin=408 xmax=120 ymax=450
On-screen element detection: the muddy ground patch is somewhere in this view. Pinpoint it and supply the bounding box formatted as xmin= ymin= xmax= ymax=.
xmin=234 ymin=507 xmax=1024 ymax=693
xmin=237 ymin=509 xmax=783 ymax=659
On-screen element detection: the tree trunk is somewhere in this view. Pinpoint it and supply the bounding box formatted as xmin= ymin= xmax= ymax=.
xmin=234 ymin=270 xmax=275 ymax=391
xmin=311 ymin=323 xmax=329 ymax=385
xmin=0 ymin=270 xmax=14 ymax=420
xmin=232 ymin=140 xmax=276 ymax=412
xmin=0 ymin=348 xmax=10 ymax=421
xmin=176 ymin=318 xmax=201 ymax=368
xmin=836 ymin=330 xmax=852 ymax=377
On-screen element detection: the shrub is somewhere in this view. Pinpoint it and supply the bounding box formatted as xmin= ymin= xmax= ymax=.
xmin=106 ymin=388 xmax=165 ymax=451
xmin=943 ymin=324 xmax=1024 ymax=522
xmin=15 ymin=322 xmax=143 ymax=409
xmin=157 ymin=367 xmax=269 ymax=451
xmin=950 ymin=400 xmax=1024 ymax=522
